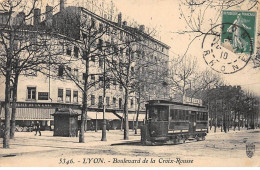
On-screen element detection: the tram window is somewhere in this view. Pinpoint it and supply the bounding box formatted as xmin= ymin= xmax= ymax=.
xmin=180 ymin=110 xmax=184 ymax=120
xmin=175 ymin=110 xmax=179 ymax=120
xmin=149 ymin=107 xmax=158 ymax=121
xmin=204 ymin=112 xmax=208 ymax=120
xmin=158 ymin=108 xmax=168 ymax=121
xmin=196 ymin=112 xmax=199 ymax=120
xmin=170 ymin=109 xmax=174 ymax=120
xmin=173 ymin=110 xmax=176 ymax=120
xmin=185 ymin=111 xmax=189 ymax=120
xmin=171 ymin=110 xmax=177 ymax=120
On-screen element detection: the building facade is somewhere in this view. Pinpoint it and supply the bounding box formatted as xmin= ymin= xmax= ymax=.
xmin=0 ymin=0 xmax=170 ymax=130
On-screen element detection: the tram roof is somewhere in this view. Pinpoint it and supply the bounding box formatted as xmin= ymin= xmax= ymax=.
xmin=147 ymin=100 xmax=207 ymax=109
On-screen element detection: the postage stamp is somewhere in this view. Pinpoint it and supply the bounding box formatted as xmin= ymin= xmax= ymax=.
xmin=221 ymin=10 xmax=257 ymax=54
xmin=202 ymin=10 xmax=257 ymax=74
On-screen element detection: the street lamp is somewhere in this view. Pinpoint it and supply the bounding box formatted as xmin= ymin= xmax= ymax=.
xmin=101 ymin=54 xmax=107 ymax=141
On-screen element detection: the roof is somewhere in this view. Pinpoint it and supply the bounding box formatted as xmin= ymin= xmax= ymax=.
xmin=86 ymin=111 xmax=120 ymax=120
xmin=52 ymin=108 xmax=80 ymax=116
xmin=147 ymin=100 xmax=207 ymax=108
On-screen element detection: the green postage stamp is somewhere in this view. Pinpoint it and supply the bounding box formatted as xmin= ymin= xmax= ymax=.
xmin=221 ymin=10 xmax=257 ymax=55
xmin=202 ymin=10 xmax=257 ymax=74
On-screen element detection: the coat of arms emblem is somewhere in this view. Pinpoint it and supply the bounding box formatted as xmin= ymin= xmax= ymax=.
xmin=246 ymin=143 xmax=255 ymax=158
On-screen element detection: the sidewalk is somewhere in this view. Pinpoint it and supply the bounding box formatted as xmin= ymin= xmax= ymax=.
xmin=0 ymin=129 xmax=141 ymax=157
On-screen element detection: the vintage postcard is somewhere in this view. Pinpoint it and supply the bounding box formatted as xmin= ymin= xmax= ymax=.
xmin=0 ymin=0 xmax=259 ymax=167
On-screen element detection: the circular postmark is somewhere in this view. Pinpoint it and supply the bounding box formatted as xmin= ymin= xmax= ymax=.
xmin=201 ymin=23 xmax=253 ymax=74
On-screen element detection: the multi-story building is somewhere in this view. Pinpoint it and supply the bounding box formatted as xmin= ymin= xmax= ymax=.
xmin=0 ymin=0 xmax=170 ymax=130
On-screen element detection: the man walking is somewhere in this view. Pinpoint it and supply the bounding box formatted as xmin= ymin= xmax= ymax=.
xmin=35 ymin=121 xmax=41 ymax=136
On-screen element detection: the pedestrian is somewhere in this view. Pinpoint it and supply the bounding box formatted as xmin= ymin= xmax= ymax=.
xmin=35 ymin=121 xmax=41 ymax=136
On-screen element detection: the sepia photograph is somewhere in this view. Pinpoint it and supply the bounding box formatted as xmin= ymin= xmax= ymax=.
xmin=0 ymin=0 xmax=259 ymax=167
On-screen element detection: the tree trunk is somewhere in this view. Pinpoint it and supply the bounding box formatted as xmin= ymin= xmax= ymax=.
xmin=10 ymin=74 xmax=18 ymax=139
xmin=3 ymin=68 xmax=11 ymax=148
xmin=246 ymin=114 xmax=249 ymax=130
xmin=227 ymin=113 xmax=230 ymax=132
xmin=238 ymin=111 xmax=240 ymax=131
xmin=221 ymin=113 xmax=223 ymax=132
xmin=3 ymin=31 xmax=14 ymax=148
xmin=134 ymin=90 xmax=141 ymax=134
xmin=123 ymin=88 xmax=129 ymax=140
xmin=79 ymin=55 xmax=89 ymax=143
xmin=210 ymin=108 xmax=212 ymax=130
xmin=233 ymin=111 xmax=237 ymax=131
xmin=214 ymin=104 xmax=217 ymax=133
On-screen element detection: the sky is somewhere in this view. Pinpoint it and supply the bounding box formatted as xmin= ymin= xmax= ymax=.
xmin=34 ymin=0 xmax=260 ymax=96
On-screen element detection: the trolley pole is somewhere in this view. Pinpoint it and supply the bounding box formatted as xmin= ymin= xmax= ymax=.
xmin=101 ymin=55 xmax=107 ymax=141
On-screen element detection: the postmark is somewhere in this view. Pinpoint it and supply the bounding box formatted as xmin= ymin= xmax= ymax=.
xmin=246 ymin=143 xmax=255 ymax=158
xmin=202 ymin=10 xmax=257 ymax=74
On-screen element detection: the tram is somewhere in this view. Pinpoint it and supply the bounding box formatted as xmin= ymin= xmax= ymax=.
xmin=141 ymin=100 xmax=208 ymax=145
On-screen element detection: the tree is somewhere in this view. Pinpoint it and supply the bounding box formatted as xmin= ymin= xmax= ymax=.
xmin=0 ymin=0 xmax=55 ymax=148
xmin=168 ymin=55 xmax=197 ymax=100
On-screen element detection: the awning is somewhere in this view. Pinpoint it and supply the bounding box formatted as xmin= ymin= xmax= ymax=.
xmin=86 ymin=111 xmax=120 ymax=120
xmin=0 ymin=107 xmax=54 ymax=120
xmin=117 ymin=113 xmax=146 ymax=121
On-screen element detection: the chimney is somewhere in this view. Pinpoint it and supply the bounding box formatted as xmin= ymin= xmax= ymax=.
xmin=118 ymin=12 xmax=122 ymax=27
xmin=33 ymin=8 xmax=41 ymax=26
xmin=139 ymin=25 xmax=145 ymax=32
xmin=123 ymin=21 xmax=127 ymax=26
xmin=60 ymin=0 xmax=65 ymax=12
xmin=46 ymin=5 xmax=53 ymax=27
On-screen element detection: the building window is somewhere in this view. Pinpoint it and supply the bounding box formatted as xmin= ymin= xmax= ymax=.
xmin=99 ymin=23 xmax=103 ymax=32
xmin=91 ymin=75 xmax=95 ymax=81
xmin=131 ymin=66 xmax=134 ymax=73
xmin=82 ymin=33 xmax=87 ymax=39
xmin=99 ymin=58 xmax=103 ymax=67
xmin=82 ymin=73 xmax=86 ymax=80
xmin=91 ymin=95 xmax=95 ymax=105
xmin=10 ymin=87 xmax=14 ymax=100
xmin=98 ymin=96 xmax=103 ymax=108
xmin=58 ymin=89 xmax=63 ymax=102
xmin=66 ymin=48 xmax=71 ymax=56
xmin=91 ymin=18 xmax=96 ymax=28
xmin=99 ymin=76 xmax=103 ymax=88
xmin=91 ymin=55 xmax=95 ymax=62
xmin=106 ymin=27 xmax=110 ymax=35
xmin=66 ymin=67 xmax=71 ymax=79
xmin=73 ymin=91 xmax=78 ymax=103
xmin=74 ymin=69 xmax=79 ymax=79
xmin=113 ymin=79 xmax=117 ymax=85
xmin=97 ymin=39 xmax=103 ymax=51
xmin=131 ymin=98 xmax=134 ymax=108
xmin=74 ymin=46 xmax=79 ymax=58
xmin=113 ymin=97 xmax=116 ymax=106
xmin=24 ymin=69 xmax=37 ymax=76
xmin=120 ymin=47 xmax=124 ymax=56
xmin=58 ymin=65 xmax=64 ymax=77
xmin=106 ymin=97 xmax=110 ymax=106
xmin=27 ymin=87 xmax=36 ymax=100
xmin=106 ymin=78 xmax=110 ymax=89
xmin=119 ymin=98 xmax=122 ymax=109
xmin=66 ymin=89 xmax=71 ymax=103
xmin=114 ymin=46 xmax=118 ymax=55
